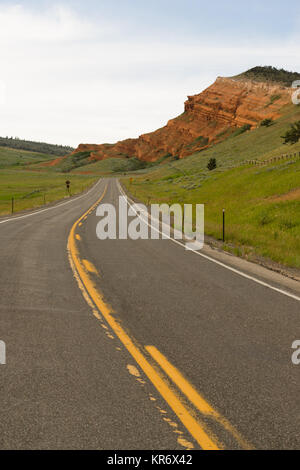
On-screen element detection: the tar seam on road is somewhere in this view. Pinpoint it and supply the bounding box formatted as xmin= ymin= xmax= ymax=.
xmin=146 ymin=346 xmax=252 ymax=450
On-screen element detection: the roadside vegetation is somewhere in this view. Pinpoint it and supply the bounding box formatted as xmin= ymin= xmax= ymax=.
xmin=0 ymin=169 xmax=98 ymax=215
xmin=123 ymin=160 xmax=300 ymax=268
xmin=0 ymin=146 xmax=98 ymax=215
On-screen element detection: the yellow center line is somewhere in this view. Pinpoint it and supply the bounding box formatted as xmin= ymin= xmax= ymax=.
xmin=146 ymin=345 xmax=253 ymax=450
xmin=67 ymin=183 xmax=220 ymax=450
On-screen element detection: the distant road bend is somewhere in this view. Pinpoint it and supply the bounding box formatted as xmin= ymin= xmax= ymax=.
xmin=0 ymin=178 xmax=299 ymax=450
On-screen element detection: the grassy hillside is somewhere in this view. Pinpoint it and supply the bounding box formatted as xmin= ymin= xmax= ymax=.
xmin=0 ymin=136 xmax=73 ymax=156
xmin=233 ymin=66 xmax=300 ymax=86
xmin=0 ymin=169 xmax=98 ymax=215
xmin=50 ymin=151 xmax=155 ymax=173
xmin=0 ymin=146 xmax=55 ymax=168
xmin=141 ymin=104 xmax=300 ymax=180
xmin=122 ymin=104 xmax=300 ymax=269
xmin=71 ymin=157 xmax=153 ymax=174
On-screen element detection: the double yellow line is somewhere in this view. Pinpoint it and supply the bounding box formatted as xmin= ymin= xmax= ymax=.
xmin=67 ymin=183 xmax=252 ymax=451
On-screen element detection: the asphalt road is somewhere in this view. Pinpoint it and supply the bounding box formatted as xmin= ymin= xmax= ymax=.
xmin=0 ymin=177 xmax=299 ymax=450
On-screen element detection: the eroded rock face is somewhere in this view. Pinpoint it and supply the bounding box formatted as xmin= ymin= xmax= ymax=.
xmin=187 ymin=77 xmax=291 ymax=127
xmin=74 ymin=77 xmax=292 ymax=162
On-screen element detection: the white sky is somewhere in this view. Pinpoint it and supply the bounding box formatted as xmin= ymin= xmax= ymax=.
xmin=0 ymin=2 xmax=299 ymax=147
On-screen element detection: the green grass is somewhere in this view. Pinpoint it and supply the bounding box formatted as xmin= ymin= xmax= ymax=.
xmin=123 ymin=159 xmax=300 ymax=268
xmin=0 ymin=169 xmax=98 ymax=215
xmin=58 ymin=151 xmax=92 ymax=172
xmin=71 ymin=157 xmax=154 ymax=175
xmin=0 ymin=146 xmax=55 ymax=168
xmin=52 ymin=154 xmax=149 ymax=174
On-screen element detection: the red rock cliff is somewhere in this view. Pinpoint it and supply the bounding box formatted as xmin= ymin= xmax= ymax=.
xmin=74 ymin=77 xmax=292 ymax=162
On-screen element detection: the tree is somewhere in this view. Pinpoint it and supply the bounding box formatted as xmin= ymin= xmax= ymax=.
xmin=207 ymin=158 xmax=217 ymax=171
xmin=282 ymin=121 xmax=300 ymax=144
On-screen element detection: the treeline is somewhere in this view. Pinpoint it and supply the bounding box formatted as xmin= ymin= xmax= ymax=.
xmin=0 ymin=136 xmax=74 ymax=156
xmin=235 ymin=66 xmax=300 ymax=87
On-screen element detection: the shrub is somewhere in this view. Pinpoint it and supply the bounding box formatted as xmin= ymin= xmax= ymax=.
xmin=281 ymin=121 xmax=300 ymax=144
xmin=270 ymin=94 xmax=281 ymax=103
xmin=207 ymin=158 xmax=217 ymax=171
xmin=111 ymin=158 xmax=148 ymax=173
xmin=194 ymin=136 xmax=209 ymax=146
xmin=279 ymin=220 xmax=297 ymax=230
xmin=232 ymin=124 xmax=251 ymax=137
xmin=261 ymin=118 xmax=273 ymax=127
xmin=259 ymin=214 xmax=273 ymax=226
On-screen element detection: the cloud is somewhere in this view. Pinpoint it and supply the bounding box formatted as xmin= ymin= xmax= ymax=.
xmin=0 ymin=4 xmax=98 ymax=42
xmin=0 ymin=3 xmax=299 ymax=146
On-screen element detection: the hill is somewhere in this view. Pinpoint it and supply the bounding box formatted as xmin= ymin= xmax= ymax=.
xmin=0 ymin=136 xmax=74 ymax=156
xmin=233 ymin=66 xmax=300 ymax=86
xmin=52 ymin=66 xmax=296 ymax=172
xmin=0 ymin=146 xmax=58 ymax=168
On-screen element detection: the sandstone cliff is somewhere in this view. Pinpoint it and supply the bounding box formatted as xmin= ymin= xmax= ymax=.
xmin=74 ymin=76 xmax=292 ymax=163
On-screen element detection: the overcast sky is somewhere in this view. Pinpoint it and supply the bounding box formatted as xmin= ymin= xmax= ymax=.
xmin=0 ymin=0 xmax=300 ymax=147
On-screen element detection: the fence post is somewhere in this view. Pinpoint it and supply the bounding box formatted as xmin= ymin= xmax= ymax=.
xmin=222 ymin=209 xmax=225 ymax=243
xmin=11 ymin=197 xmax=14 ymax=214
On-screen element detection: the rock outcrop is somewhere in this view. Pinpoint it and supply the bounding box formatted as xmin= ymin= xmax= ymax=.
xmin=74 ymin=76 xmax=292 ymax=162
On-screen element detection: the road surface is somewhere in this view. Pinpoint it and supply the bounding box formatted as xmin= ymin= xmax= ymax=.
xmin=0 ymin=178 xmax=299 ymax=450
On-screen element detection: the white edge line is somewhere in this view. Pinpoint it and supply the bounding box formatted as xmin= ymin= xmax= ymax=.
xmin=117 ymin=180 xmax=300 ymax=303
xmin=0 ymin=178 xmax=103 ymax=225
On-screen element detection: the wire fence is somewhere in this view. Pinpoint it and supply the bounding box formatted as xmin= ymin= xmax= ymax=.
xmin=0 ymin=193 xmax=62 ymax=216
xmin=241 ymin=150 xmax=300 ymax=167
xmin=0 ymin=185 xmax=90 ymax=216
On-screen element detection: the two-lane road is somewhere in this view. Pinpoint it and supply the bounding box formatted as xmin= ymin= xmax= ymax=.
xmin=0 ymin=178 xmax=299 ymax=449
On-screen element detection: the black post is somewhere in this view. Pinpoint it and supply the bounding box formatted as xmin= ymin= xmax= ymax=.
xmin=222 ymin=209 xmax=225 ymax=242
xmin=66 ymin=180 xmax=71 ymax=196
xmin=12 ymin=197 xmax=14 ymax=214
